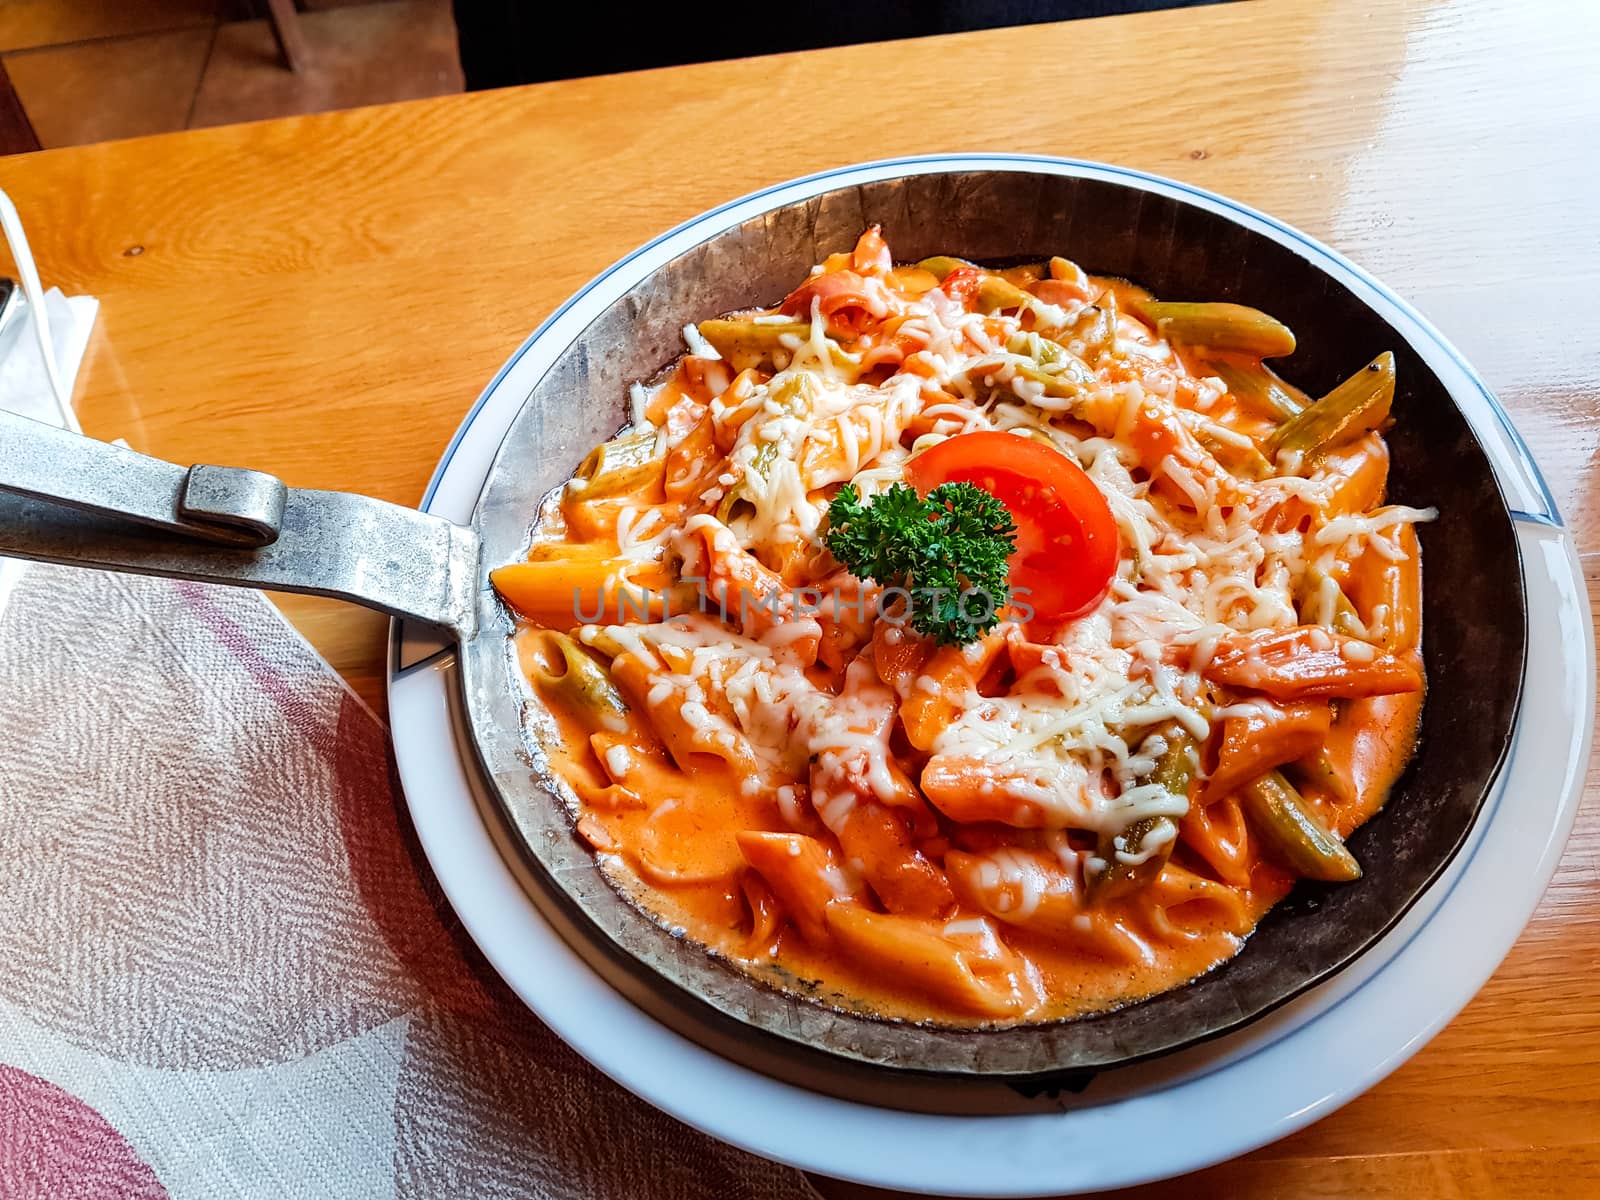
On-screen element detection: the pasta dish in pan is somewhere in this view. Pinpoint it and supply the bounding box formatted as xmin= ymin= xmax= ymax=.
xmin=491 ymin=228 xmax=1433 ymax=1024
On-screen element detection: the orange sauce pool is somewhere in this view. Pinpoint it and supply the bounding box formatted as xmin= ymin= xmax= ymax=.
xmin=515 ymin=625 xmax=1423 ymax=1025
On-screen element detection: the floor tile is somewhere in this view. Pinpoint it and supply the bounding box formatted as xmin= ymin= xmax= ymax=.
xmin=0 ymin=0 xmax=215 ymax=54
xmin=189 ymin=0 xmax=461 ymax=129
xmin=3 ymin=27 xmax=214 ymax=149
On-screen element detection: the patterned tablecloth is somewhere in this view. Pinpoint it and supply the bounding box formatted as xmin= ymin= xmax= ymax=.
xmin=0 ymin=562 xmax=814 ymax=1200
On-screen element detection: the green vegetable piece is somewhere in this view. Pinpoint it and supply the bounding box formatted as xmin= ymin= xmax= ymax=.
xmin=1150 ymin=731 xmax=1198 ymax=796
xmin=1002 ymin=332 xmax=1096 ymax=398
xmin=532 ymin=633 xmax=630 ymax=734
xmin=1240 ymin=770 xmax=1361 ymax=882
xmin=1269 ymin=352 xmax=1396 ymax=463
xmin=695 ymin=317 xmax=853 ymax=372
xmin=824 ymin=481 xmax=1016 ymax=647
xmin=768 ymin=370 xmax=821 ymax=412
xmin=1059 ymin=287 xmax=1118 ymax=357
xmin=1291 ymin=749 xmax=1350 ymax=806
xmin=915 ymin=255 xmax=976 ymax=281
xmin=1090 ymin=730 xmax=1196 ymax=901
xmin=1011 ymin=359 xmax=1094 ymax=402
xmin=717 ymin=375 xmax=818 ymax=524
xmin=918 ymin=257 xmax=1074 ymax=322
xmin=1296 ymin=567 xmax=1367 ymax=639
xmin=1005 ymin=330 xmax=1068 ymax=369
xmin=976 ymin=274 xmax=1034 ymax=315
xmin=1196 ymin=427 xmax=1274 ymax=481
xmin=716 ymin=446 xmax=781 ymax=526
xmin=1209 ymin=357 xmax=1307 ymax=422
xmin=1140 ymin=301 xmax=1298 ymax=359
xmin=575 ymin=427 xmax=662 ymax=499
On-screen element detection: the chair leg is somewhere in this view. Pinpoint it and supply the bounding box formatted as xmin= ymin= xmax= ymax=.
xmin=263 ymin=0 xmax=309 ymax=72
xmin=0 ymin=61 xmax=41 ymax=154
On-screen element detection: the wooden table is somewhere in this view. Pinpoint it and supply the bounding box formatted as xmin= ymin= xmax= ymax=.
xmin=3 ymin=0 xmax=1595 ymax=1193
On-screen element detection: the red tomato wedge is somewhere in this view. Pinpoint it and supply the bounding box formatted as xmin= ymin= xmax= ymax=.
xmin=937 ymin=266 xmax=984 ymax=307
xmin=906 ymin=431 xmax=1120 ymax=623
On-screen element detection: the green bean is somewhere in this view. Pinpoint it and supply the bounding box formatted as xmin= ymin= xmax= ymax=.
xmin=530 ymin=633 xmax=630 ymax=734
xmin=1002 ymin=332 xmax=1096 ymax=398
xmin=1269 ymin=351 xmax=1395 ymax=463
xmin=574 ymin=427 xmax=661 ymax=499
xmin=1241 ymin=771 xmax=1361 ymax=882
xmin=1291 ymin=749 xmax=1351 ymax=807
xmin=1090 ymin=731 xmax=1195 ymax=901
xmin=1296 ymin=567 xmax=1366 ymax=639
xmin=1208 ymin=357 xmax=1306 ymax=423
xmin=1006 ymin=330 xmax=1068 ymax=369
xmin=1197 ymin=428 xmax=1274 ymax=480
xmin=976 ymin=274 xmax=1035 ymax=315
xmin=1139 ymin=301 xmax=1298 ymax=359
xmin=695 ymin=317 xmax=853 ymax=372
xmin=1012 ymin=358 xmax=1096 ymax=403
xmin=717 ymin=373 xmax=816 ymax=523
xmin=915 ymin=255 xmax=975 ymax=281
xmin=1059 ymin=288 xmax=1118 ymax=357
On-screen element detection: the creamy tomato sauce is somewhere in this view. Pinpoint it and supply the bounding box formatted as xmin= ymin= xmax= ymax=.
xmin=494 ymin=233 xmax=1432 ymax=1026
xmin=520 ymin=624 xmax=1420 ymax=1022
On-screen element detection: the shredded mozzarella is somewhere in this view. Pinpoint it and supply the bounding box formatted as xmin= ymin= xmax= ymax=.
xmin=554 ymin=246 xmax=1434 ymax=860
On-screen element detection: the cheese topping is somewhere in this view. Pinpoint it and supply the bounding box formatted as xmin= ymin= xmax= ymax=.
xmin=503 ymin=235 xmax=1432 ymax=1027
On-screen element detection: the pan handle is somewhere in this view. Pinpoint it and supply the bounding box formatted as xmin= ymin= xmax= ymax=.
xmin=0 ymin=409 xmax=479 ymax=640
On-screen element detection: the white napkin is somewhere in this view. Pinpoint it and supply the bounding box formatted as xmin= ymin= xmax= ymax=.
xmin=0 ymin=285 xmax=100 ymax=620
xmin=0 ymin=243 xmax=814 ymax=1200
xmin=0 ymin=285 xmax=97 ymax=426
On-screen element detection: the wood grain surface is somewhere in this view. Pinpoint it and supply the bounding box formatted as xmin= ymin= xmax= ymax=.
xmin=1 ymin=0 xmax=1596 ymax=1193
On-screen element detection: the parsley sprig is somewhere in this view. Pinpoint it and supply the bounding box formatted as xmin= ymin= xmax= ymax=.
xmin=824 ymin=482 xmax=1017 ymax=646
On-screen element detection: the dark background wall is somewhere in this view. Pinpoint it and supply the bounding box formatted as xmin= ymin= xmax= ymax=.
xmin=453 ymin=0 xmax=1230 ymax=90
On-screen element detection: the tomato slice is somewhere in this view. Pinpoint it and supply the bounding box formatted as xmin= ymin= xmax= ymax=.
xmin=905 ymin=431 xmax=1120 ymax=623
xmin=937 ymin=266 xmax=984 ymax=307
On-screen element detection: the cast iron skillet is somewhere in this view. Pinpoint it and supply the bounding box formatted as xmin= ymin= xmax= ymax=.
xmin=0 ymin=164 xmax=1525 ymax=1080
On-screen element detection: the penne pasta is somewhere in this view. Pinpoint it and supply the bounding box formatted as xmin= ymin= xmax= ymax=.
xmin=1205 ymin=700 xmax=1332 ymax=803
xmin=897 ymin=633 xmax=1005 ymax=752
xmin=946 ymin=848 xmax=1157 ymax=965
xmin=1134 ymin=301 xmax=1298 ymax=359
xmin=823 ymin=905 xmax=1040 ymax=1019
xmin=492 ymin=557 xmax=670 ymax=629
xmin=1204 ymin=627 xmax=1423 ymax=700
xmin=492 ymin=227 xmax=1432 ymax=1026
xmin=737 ymin=830 xmax=858 ymax=946
xmin=574 ymin=426 xmax=665 ymax=499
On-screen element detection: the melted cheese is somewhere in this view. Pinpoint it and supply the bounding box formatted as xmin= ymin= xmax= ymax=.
xmin=509 ymin=242 xmax=1434 ymax=1027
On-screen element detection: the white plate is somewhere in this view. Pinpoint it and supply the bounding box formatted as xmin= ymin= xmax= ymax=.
xmin=387 ymin=157 xmax=1593 ymax=1196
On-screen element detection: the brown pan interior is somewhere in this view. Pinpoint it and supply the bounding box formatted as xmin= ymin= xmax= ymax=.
xmin=459 ymin=168 xmax=1525 ymax=1081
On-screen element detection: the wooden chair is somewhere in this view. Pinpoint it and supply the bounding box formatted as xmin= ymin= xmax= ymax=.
xmin=263 ymin=0 xmax=309 ymax=73
xmin=0 ymin=62 xmax=40 ymax=155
